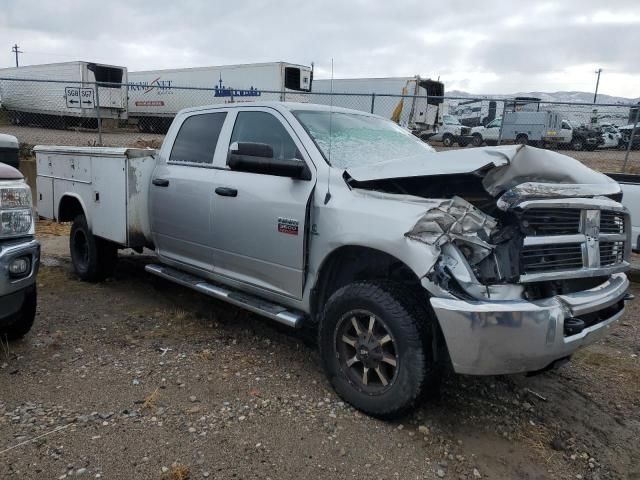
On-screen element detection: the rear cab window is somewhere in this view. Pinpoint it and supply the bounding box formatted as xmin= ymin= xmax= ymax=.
xmin=170 ymin=112 xmax=227 ymax=165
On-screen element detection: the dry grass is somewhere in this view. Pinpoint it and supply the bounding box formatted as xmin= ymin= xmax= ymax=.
xmin=195 ymin=349 xmax=213 ymax=361
xmin=169 ymin=463 xmax=190 ymax=480
xmin=36 ymin=219 xmax=70 ymax=237
xmin=142 ymin=388 xmax=160 ymax=411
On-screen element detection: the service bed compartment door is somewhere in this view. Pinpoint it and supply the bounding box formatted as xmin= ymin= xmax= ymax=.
xmin=211 ymin=109 xmax=315 ymax=299
xmin=36 ymin=176 xmax=54 ymax=219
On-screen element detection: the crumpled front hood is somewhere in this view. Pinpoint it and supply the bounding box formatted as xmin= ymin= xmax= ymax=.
xmin=346 ymin=145 xmax=513 ymax=182
xmin=346 ymin=145 xmax=620 ymax=204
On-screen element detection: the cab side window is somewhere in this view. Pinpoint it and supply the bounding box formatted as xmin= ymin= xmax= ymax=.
xmin=230 ymin=111 xmax=301 ymax=161
xmin=170 ymin=112 xmax=227 ymax=164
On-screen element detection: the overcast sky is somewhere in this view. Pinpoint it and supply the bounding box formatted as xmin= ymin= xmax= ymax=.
xmin=0 ymin=0 xmax=638 ymax=98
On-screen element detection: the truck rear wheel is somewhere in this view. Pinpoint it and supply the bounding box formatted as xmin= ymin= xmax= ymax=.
xmin=516 ymin=134 xmax=529 ymax=145
xmin=70 ymin=214 xmax=118 ymax=282
xmin=0 ymin=286 xmax=37 ymax=341
xmin=472 ymin=134 xmax=483 ymax=147
xmin=319 ymin=281 xmax=440 ymax=418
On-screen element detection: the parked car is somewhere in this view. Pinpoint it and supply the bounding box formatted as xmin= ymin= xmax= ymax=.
xmin=598 ymin=125 xmax=622 ymax=149
xmin=36 ymin=102 xmax=632 ymax=417
xmin=606 ymin=173 xmax=640 ymax=251
xmin=618 ymin=123 xmax=640 ymax=150
xmin=471 ymin=116 xmax=502 ymax=146
xmin=0 ymin=138 xmax=39 ymax=340
xmin=421 ymin=115 xmax=472 ymax=147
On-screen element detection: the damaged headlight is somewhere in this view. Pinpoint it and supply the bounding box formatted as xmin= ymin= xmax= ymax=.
xmin=0 ymin=183 xmax=34 ymax=238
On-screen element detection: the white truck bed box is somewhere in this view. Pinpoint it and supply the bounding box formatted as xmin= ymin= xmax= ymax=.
xmin=34 ymin=146 xmax=155 ymax=247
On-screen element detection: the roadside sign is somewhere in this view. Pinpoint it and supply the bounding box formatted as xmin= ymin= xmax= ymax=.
xmin=65 ymin=87 xmax=95 ymax=108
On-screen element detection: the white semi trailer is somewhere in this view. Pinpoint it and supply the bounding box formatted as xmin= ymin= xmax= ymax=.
xmin=311 ymin=76 xmax=445 ymax=134
xmin=127 ymin=62 xmax=313 ymax=132
xmin=0 ymin=61 xmax=128 ymax=127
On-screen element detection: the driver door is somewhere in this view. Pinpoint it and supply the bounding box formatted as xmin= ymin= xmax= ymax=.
xmin=210 ymin=108 xmax=316 ymax=299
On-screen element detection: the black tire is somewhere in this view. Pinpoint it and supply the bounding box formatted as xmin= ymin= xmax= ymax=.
xmin=442 ymin=134 xmax=454 ymax=147
xmin=319 ymin=281 xmax=440 ymax=418
xmin=572 ymin=138 xmax=585 ymax=151
xmin=70 ymin=214 xmax=118 ymax=282
xmin=471 ymin=134 xmax=483 ymax=147
xmin=485 ymin=140 xmax=498 ymax=146
xmin=0 ymin=286 xmax=37 ymax=341
xmin=516 ymin=134 xmax=528 ymax=145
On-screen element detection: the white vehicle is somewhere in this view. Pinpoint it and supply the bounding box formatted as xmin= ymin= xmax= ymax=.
xmin=471 ymin=117 xmax=502 ymax=146
xmin=599 ymin=125 xmax=622 ymax=149
xmin=423 ymin=115 xmax=472 ymax=147
xmin=0 ymin=61 xmax=128 ymax=127
xmin=312 ymin=76 xmax=445 ymax=136
xmin=449 ymin=99 xmax=499 ymax=127
xmin=607 ymin=173 xmax=640 ymax=251
xmin=128 ymin=62 xmax=313 ymax=132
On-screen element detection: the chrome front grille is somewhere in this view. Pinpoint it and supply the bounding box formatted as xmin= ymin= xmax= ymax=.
xmin=522 ymin=243 xmax=584 ymax=272
xmin=599 ymin=241 xmax=625 ymax=266
xmin=517 ymin=202 xmax=630 ymax=282
xmin=600 ymin=211 xmax=625 ymax=234
xmin=522 ymin=208 xmax=581 ymax=235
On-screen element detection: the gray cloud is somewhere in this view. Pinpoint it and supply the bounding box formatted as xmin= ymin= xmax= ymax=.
xmin=0 ymin=0 xmax=638 ymax=97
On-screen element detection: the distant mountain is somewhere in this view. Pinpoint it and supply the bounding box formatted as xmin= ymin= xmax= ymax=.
xmin=447 ymin=90 xmax=639 ymax=105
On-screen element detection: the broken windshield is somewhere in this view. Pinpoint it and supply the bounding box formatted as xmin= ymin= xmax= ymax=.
xmin=292 ymin=110 xmax=435 ymax=169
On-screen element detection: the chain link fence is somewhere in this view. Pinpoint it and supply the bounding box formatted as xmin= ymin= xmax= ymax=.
xmin=1 ymin=77 xmax=639 ymax=174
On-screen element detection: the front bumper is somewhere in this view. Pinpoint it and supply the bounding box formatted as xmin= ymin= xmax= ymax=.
xmin=430 ymin=273 xmax=629 ymax=375
xmin=0 ymin=238 xmax=40 ymax=297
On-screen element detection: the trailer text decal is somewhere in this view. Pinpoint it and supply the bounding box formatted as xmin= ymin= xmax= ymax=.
xmin=214 ymin=75 xmax=261 ymax=98
xmin=129 ymin=77 xmax=173 ymax=95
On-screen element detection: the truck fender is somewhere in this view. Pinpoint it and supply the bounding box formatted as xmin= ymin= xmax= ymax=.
xmin=57 ymin=193 xmax=91 ymax=230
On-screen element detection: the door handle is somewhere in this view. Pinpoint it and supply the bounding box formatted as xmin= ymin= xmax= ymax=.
xmin=152 ymin=178 xmax=170 ymax=187
xmin=215 ymin=187 xmax=238 ymax=197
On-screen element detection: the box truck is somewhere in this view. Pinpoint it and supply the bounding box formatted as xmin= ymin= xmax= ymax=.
xmin=311 ymin=76 xmax=446 ymax=136
xmin=127 ymin=62 xmax=313 ymax=132
xmin=0 ymin=61 xmax=128 ymax=128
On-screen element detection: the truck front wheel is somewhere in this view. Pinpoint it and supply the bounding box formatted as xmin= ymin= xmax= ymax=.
xmin=319 ymin=281 xmax=440 ymax=418
xmin=70 ymin=214 xmax=118 ymax=282
xmin=442 ymin=134 xmax=454 ymax=147
xmin=472 ymin=134 xmax=483 ymax=147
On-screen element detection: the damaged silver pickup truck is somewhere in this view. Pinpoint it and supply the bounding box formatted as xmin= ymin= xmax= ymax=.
xmin=35 ymin=103 xmax=632 ymax=418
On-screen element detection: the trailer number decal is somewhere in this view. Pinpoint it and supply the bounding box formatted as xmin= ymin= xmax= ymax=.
xmin=278 ymin=217 xmax=299 ymax=235
xmin=65 ymin=87 xmax=95 ymax=109
xmin=135 ymin=100 xmax=165 ymax=107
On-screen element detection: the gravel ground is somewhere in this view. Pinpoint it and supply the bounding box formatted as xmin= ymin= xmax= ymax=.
xmin=0 ymin=225 xmax=638 ymax=479
xmin=2 ymin=123 xmax=639 ymax=173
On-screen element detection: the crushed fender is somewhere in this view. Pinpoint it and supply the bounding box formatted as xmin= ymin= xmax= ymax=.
xmin=405 ymin=196 xmax=497 ymax=255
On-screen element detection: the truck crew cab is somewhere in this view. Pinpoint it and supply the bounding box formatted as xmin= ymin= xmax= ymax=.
xmin=35 ymin=103 xmax=632 ymax=418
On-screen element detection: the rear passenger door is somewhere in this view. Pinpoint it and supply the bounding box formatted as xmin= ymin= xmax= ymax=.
xmin=210 ymin=108 xmax=316 ymax=299
xmin=149 ymin=111 xmax=227 ymax=271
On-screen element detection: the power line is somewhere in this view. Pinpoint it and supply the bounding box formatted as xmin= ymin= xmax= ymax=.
xmin=11 ymin=43 xmax=22 ymax=67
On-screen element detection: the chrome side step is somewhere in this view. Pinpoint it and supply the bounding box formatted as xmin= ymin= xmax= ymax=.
xmin=145 ymin=264 xmax=304 ymax=328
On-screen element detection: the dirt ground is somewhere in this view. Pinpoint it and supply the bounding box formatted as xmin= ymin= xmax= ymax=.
xmin=0 ymin=225 xmax=638 ymax=480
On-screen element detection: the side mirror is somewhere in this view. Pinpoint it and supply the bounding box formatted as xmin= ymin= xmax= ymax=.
xmin=228 ymin=142 xmax=311 ymax=180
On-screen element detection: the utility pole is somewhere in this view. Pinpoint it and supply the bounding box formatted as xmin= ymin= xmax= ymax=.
xmin=11 ymin=43 xmax=22 ymax=67
xmin=593 ymin=68 xmax=602 ymax=103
